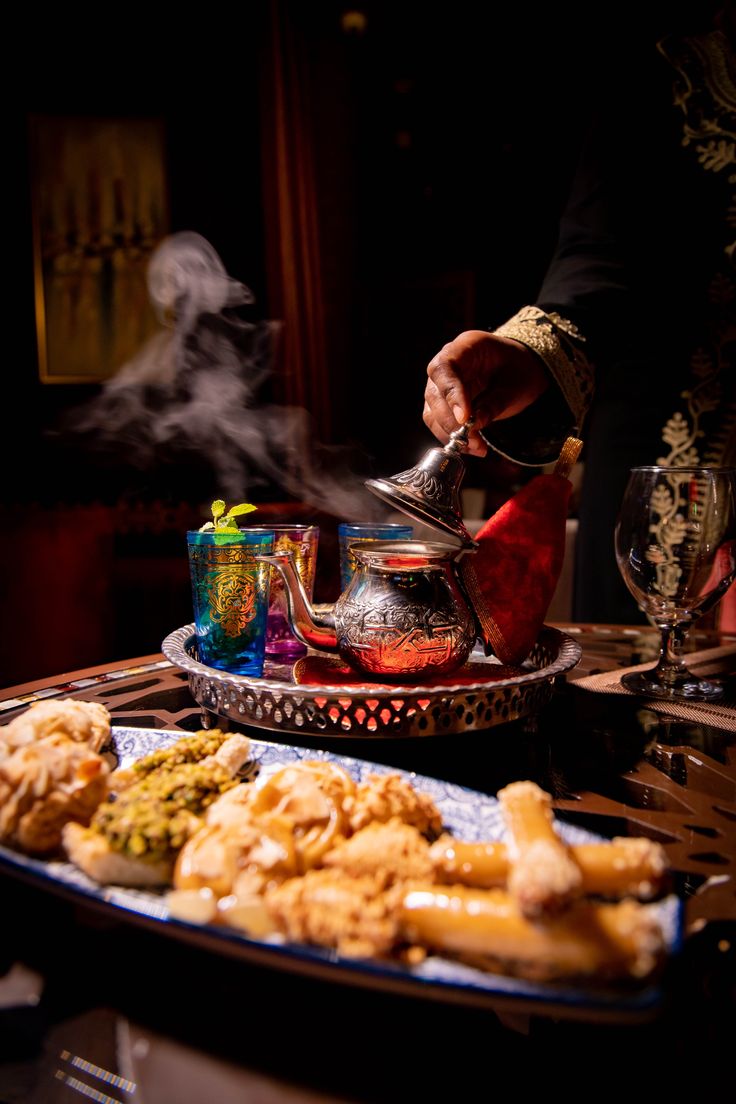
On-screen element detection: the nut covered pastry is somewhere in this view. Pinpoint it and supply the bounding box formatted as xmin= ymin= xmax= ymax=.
xmin=0 ymin=700 xmax=111 ymax=761
xmin=109 ymin=729 xmax=240 ymax=792
xmin=323 ymin=818 xmax=435 ymax=887
xmin=497 ymin=781 xmax=583 ymax=917
xmin=0 ymin=734 xmax=109 ymax=853
xmin=430 ymin=835 xmax=668 ymax=900
xmin=345 ymin=772 xmax=442 ymax=838
xmin=267 ymin=869 xmax=399 ymax=958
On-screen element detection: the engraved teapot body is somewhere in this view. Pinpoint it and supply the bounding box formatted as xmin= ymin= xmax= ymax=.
xmin=258 ymin=540 xmax=477 ymax=680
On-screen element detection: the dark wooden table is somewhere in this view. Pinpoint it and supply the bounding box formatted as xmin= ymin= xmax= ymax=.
xmin=1 ymin=626 xmax=734 ymax=1101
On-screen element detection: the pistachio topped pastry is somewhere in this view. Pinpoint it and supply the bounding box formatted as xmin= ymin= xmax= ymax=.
xmin=63 ymin=732 xmax=251 ymax=886
xmin=93 ymin=759 xmax=239 ymax=864
xmin=110 ymin=730 xmax=232 ymax=791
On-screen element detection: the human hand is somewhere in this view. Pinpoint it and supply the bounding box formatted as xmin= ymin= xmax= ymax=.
xmin=423 ymin=330 xmax=549 ymax=457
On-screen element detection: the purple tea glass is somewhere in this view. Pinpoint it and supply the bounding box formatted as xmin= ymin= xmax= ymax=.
xmin=260 ymin=525 xmax=320 ymax=658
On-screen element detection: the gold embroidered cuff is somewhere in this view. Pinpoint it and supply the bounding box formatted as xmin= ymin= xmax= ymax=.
xmin=494 ymin=306 xmax=594 ymax=428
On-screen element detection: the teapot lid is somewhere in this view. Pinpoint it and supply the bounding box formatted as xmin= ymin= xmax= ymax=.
xmin=365 ymin=422 xmax=478 ymax=549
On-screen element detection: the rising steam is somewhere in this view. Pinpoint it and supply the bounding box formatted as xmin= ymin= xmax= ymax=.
xmin=68 ymin=232 xmax=383 ymax=518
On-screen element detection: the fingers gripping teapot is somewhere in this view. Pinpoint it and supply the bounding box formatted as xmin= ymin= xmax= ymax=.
xmin=258 ymin=540 xmax=477 ymax=680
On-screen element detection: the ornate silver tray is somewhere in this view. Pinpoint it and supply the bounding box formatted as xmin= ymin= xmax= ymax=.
xmin=162 ymin=624 xmax=581 ymax=738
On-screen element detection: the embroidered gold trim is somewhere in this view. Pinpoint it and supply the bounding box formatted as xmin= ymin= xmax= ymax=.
xmin=656 ymin=28 xmax=736 ymax=476
xmin=644 ymin=473 xmax=692 ymax=599
xmin=494 ymin=306 xmax=594 ymax=427
xmin=658 ymin=29 xmax=736 ymax=170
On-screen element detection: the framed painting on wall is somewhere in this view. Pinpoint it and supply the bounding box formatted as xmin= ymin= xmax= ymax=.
xmin=30 ymin=115 xmax=169 ymax=383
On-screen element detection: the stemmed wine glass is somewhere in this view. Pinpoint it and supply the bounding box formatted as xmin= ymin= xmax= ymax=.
xmin=614 ymin=466 xmax=736 ymax=701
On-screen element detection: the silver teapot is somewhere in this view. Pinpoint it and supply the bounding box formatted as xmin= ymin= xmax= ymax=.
xmin=257 ymin=540 xmax=477 ymax=680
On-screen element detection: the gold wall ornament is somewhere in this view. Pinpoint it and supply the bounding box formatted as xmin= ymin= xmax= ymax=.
xmin=30 ymin=115 xmax=169 ymax=384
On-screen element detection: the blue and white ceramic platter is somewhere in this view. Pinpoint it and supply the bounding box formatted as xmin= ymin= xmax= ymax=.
xmin=0 ymin=728 xmax=683 ymax=1021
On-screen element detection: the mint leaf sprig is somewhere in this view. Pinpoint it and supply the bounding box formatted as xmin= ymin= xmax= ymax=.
xmin=199 ymin=499 xmax=257 ymax=535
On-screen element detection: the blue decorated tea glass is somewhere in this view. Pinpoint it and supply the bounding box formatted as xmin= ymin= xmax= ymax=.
xmin=338 ymin=522 xmax=413 ymax=590
xmin=187 ymin=528 xmax=274 ymax=676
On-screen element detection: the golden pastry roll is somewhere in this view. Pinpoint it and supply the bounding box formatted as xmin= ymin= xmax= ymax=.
xmin=430 ymin=836 xmax=668 ymax=900
xmin=497 ymin=781 xmax=582 ymax=916
xmin=400 ymin=885 xmax=665 ymax=981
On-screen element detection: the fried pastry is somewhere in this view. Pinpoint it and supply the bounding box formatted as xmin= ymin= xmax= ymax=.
xmin=174 ymin=813 xmax=300 ymax=896
xmin=345 ymin=772 xmax=442 ymax=838
xmin=252 ymin=761 xmax=356 ymax=817
xmin=0 ymin=734 xmax=109 ymax=854
xmin=168 ymin=883 xmax=277 ymax=938
xmin=205 ymin=782 xmax=257 ymax=829
xmin=431 ymin=835 xmax=668 ymax=900
xmin=323 ymin=817 xmax=434 ymax=887
xmin=400 ymin=885 xmax=665 ymax=981
xmin=37 ymin=732 xmax=672 ymax=988
xmin=0 ymin=700 xmax=111 ymax=760
xmin=249 ymin=763 xmax=354 ymax=870
xmin=497 ymin=781 xmax=583 ymax=916
xmin=267 ymin=869 xmax=398 ymax=958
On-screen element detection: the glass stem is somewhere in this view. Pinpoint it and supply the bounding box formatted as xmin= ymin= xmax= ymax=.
xmin=654 ymin=623 xmax=690 ymax=688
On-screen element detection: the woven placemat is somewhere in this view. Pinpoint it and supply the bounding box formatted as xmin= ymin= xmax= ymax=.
xmin=573 ymin=643 xmax=736 ymax=731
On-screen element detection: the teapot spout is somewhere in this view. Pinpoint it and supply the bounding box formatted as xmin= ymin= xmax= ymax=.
xmin=256 ymin=551 xmax=337 ymax=652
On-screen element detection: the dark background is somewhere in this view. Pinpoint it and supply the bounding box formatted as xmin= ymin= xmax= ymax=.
xmin=3 ymin=1 xmax=719 ymax=685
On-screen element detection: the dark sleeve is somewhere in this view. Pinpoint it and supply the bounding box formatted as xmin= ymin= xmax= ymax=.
xmin=481 ymin=96 xmax=635 ymax=466
xmin=536 ymin=109 xmax=632 ymax=356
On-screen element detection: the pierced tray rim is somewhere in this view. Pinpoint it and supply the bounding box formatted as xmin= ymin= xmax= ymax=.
xmin=161 ymin=623 xmax=582 ymax=700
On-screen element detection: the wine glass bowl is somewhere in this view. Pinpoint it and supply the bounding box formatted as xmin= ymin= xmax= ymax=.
xmin=614 ymin=466 xmax=736 ymax=701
